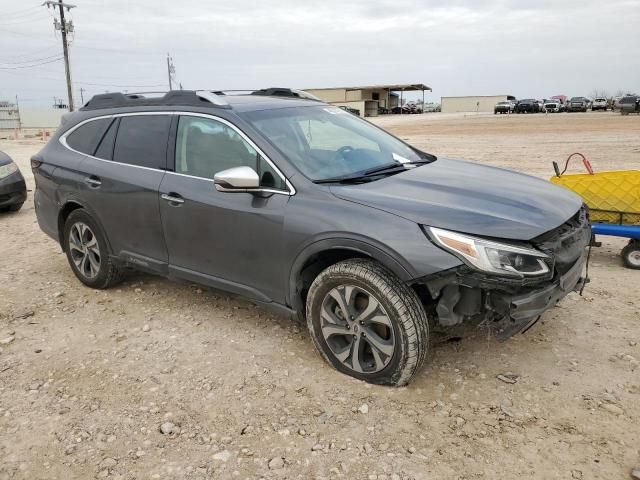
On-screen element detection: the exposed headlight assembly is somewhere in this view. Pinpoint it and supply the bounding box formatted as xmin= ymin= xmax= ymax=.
xmin=427 ymin=226 xmax=552 ymax=277
xmin=0 ymin=161 xmax=18 ymax=179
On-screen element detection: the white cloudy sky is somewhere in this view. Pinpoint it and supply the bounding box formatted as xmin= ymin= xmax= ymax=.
xmin=2 ymin=0 xmax=639 ymax=106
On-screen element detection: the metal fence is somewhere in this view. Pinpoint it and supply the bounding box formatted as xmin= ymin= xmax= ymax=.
xmin=0 ymin=102 xmax=21 ymax=130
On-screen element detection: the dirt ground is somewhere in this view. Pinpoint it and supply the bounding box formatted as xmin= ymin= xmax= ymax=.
xmin=1 ymin=111 xmax=639 ymax=480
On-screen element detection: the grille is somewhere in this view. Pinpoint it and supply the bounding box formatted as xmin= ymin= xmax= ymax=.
xmin=532 ymin=206 xmax=591 ymax=275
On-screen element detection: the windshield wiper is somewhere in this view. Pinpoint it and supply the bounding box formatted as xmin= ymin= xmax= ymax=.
xmin=314 ymin=160 xmax=430 ymax=184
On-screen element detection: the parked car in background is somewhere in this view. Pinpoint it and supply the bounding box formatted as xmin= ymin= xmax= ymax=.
xmin=619 ymin=95 xmax=640 ymax=115
xmin=0 ymin=151 xmax=27 ymax=213
xmin=423 ymin=102 xmax=440 ymax=112
xmin=551 ymin=95 xmax=567 ymax=105
xmin=591 ymin=98 xmax=609 ymax=111
xmin=515 ymin=99 xmax=541 ymax=113
xmin=568 ymin=97 xmax=589 ymax=112
xmin=31 ymin=88 xmax=590 ymax=386
xmin=338 ymin=105 xmax=361 ymax=116
xmin=494 ymin=101 xmax=515 ymax=114
xmin=543 ymin=99 xmax=562 ymax=113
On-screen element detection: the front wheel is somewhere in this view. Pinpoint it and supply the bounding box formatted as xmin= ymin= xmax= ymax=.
xmin=306 ymin=259 xmax=430 ymax=386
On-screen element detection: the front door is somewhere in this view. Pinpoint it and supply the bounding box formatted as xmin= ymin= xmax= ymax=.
xmin=159 ymin=114 xmax=292 ymax=303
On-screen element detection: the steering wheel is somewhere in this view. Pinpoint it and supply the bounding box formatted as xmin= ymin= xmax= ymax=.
xmin=334 ymin=145 xmax=354 ymax=161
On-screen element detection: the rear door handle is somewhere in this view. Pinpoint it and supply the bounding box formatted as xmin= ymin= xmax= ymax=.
xmin=161 ymin=193 xmax=185 ymax=205
xmin=84 ymin=176 xmax=102 ymax=187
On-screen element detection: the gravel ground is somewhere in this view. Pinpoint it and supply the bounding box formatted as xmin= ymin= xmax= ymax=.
xmin=0 ymin=111 xmax=639 ymax=480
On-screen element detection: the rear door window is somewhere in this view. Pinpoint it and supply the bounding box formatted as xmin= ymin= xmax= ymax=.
xmin=65 ymin=118 xmax=111 ymax=155
xmin=113 ymin=115 xmax=171 ymax=169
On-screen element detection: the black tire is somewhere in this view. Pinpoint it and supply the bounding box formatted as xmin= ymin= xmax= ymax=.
xmin=621 ymin=241 xmax=640 ymax=270
xmin=63 ymin=209 xmax=123 ymax=289
xmin=306 ymin=259 xmax=429 ymax=386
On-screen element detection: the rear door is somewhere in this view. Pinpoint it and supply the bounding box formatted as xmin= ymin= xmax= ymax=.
xmin=72 ymin=113 xmax=171 ymax=271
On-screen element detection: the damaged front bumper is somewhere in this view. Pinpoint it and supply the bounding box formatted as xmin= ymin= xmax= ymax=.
xmin=421 ymin=206 xmax=591 ymax=340
xmin=422 ymin=252 xmax=587 ymax=341
xmin=490 ymin=252 xmax=586 ymax=339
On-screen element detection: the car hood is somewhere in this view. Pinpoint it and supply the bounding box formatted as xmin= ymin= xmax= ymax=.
xmin=330 ymin=158 xmax=583 ymax=240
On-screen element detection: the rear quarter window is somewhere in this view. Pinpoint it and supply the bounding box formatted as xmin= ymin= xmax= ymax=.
xmin=113 ymin=115 xmax=171 ymax=169
xmin=65 ymin=118 xmax=111 ymax=155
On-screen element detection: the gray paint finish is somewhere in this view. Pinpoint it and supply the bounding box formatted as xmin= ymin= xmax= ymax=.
xmin=32 ymin=96 xmax=583 ymax=316
xmin=331 ymin=158 xmax=583 ymax=241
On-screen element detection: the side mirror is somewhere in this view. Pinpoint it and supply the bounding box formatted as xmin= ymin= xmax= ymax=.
xmin=214 ymin=166 xmax=260 ymax=192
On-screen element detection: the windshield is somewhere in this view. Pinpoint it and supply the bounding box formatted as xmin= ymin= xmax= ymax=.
xmin=570 ymin=97 xmax=584 ymax=101
xmin=241 ymin=105 xmax=431 ymax=182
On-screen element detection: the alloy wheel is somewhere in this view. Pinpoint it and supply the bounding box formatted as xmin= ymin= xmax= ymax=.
xmin=68 ymin=222 xmax=101 ymax=279
xmin=320 ymin=285 xmax=395 ymax=373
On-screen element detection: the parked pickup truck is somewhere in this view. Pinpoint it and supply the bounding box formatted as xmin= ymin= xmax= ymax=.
xmin=515 ymin=99 xmax=541 ymax=113
xmin=567 ymin=97 xmax=589 ymax=112
xmin=494 ymin=101 xmax=515 ymax=114
xmin=543 ymin=100 xmax=562 ymax=113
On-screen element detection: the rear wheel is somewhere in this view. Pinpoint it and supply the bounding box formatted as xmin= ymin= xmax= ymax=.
xmin=306 ymin=259 xmax=429 ymax=386
xmin=622 ymin=241 xmax=640 ymax=270
xmin=63 ymin=209 xmax=122 ymax=288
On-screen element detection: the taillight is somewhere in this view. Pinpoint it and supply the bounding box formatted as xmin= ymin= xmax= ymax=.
xmin=30 ymin=157 xmax=43 ymax=170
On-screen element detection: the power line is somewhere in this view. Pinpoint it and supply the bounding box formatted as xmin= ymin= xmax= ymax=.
xmin=3 ymin=6 xmax=42 ymax=20
xmin=74 ymin=81 xmax=168 ymax=88
xmin=0 ymin=53 xmax=64 ymax=66
xmin=0 ymin=57 xmax=63 ymax=70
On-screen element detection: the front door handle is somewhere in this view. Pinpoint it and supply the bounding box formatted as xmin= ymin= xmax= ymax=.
xmin=84 ymin=176 xmax=102 ymax=188
xmin=161 ymin=193 xmax=185 ymax=205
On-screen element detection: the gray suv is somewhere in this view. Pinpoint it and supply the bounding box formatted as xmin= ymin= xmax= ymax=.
xmin=33 ymin=89 xmax=590 ymax=386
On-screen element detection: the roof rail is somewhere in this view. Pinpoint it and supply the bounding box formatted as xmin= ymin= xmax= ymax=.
xmin=80 ymin=90 xmax=230 ymax=111
xmin=250 ymin=88 xmax=321 ymax=101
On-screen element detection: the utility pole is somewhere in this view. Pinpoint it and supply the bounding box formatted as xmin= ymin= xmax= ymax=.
xmin=79 ymin=87 xmax=85 ymax=104
xmin=166 ymin=53 xmax=175 ymax=90
xmin=44 ymin=1 xmax=76 ymax=111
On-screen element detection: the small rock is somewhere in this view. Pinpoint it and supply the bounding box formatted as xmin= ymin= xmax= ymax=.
xmin=312 ymin=443 xmax=323 ymax=451
xmin=100 ymin=457 xmax=118 ymax=469
xmin=571 ymin=469 xmax=582 ymax=479
xmin=53 ymin=291 xmax=64 ymax=298
xmin=630 ymin=468 xmax=640 ymax=480
xmin=358 ymin=404 xmax=369 ymax=414
xmin=268 ymin=457 xmax=284 ymax=470
xmin=496 ymin=373 xmax=519 ymax=384
xmin=212 ymin=450 xmax=231 ymax=462
xmin=160 ymin=422 xmax=176 ymax=434
xmin=0 ymin=336 xmax=15 ymax=346
xmin=407 ymin=446 xmax=417 ymax=454
xmin=142 ymin=324 xmax=151 ymax=332
xmin=601 ymin=403 xmax=624 ymax=416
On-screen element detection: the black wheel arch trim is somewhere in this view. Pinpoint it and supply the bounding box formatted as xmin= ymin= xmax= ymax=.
xmin=57 ymin=197 xmax=114 ymax=255
xmin=286 ymin=236 xmax=416 ymax=313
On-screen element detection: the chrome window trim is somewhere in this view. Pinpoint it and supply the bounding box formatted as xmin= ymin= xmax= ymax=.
xmin=59 ymin=111 xmax=296 ymax=196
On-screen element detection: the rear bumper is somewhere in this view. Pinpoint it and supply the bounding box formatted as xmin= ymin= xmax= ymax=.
xmin=0 ymin=172 xmax=27 ymax=207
